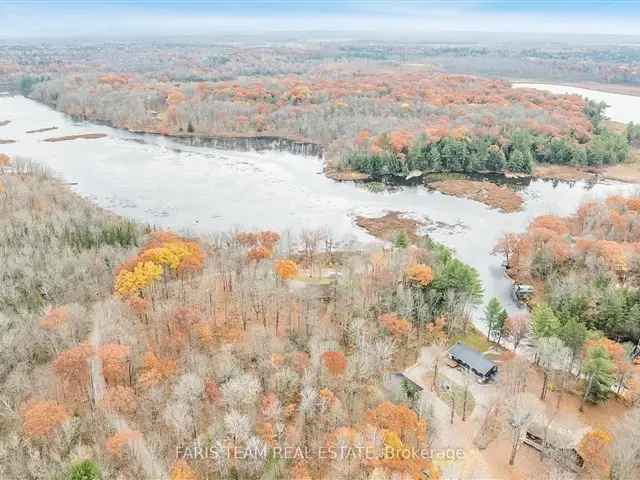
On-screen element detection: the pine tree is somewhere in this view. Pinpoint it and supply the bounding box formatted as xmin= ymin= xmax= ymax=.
xmin=484 ymin=297 xmax=507 ymax=341
xmin=531 ymin=303 xmax=560 ymax=339
xmin=581 ymin=345 xmax=615 ymax=408
xmin=395 ymin=231 xmax=409 ymax=249
xmin=558 ymin=317 xmax=588 ymax=364
xmin=67 ymin=460 xmax=102 ymax=480
xmin=486 ymin=145 xmax=506 ymax=172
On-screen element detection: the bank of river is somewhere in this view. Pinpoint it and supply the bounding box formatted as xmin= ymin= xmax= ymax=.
xmin=1 ymin=92 xmax=638 ymax=327
xmin=515 ymin=83 xmax=640 ymax=124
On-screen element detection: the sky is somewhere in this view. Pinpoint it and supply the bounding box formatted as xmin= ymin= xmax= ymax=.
xmin=1 ymin=1 xmax=640 ymax=38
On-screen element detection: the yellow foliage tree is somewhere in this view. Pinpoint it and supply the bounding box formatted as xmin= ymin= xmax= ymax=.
xmin=170 ymin=459 xmax=198 ymax=480
xmin=115 ymin=261 xmax=163 ymax=297
xmin=115 ymin=232 xmax=205 ymax=298
xmin=139 ymin=241 xmax=203 ymax=272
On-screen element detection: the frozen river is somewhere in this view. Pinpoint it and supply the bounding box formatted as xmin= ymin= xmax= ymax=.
xmin=1 ymin=89 xmax=638 ymax=322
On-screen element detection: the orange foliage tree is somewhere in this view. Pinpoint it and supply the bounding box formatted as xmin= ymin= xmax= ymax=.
xmin=379 ymin=313 xmax=412 ymax=337
xmin=0 ymin=153 xmax=10 ymax=168
xmin=577 ymin=429 xmax=612 ymax=476
xmin=98 ymin=344 xmax=130 ymax=385
xmin=274 ymin=259 xmax=298 ymax=280
xmin=366 ymin=401 xmax=437 ymax=478
xmin=248 ymin=245 xmax=272 ymax=262
xmin=106 ymin=429 xmax=143 ymax=457
xmin=406 ymin=263 xmax=433 ymax=286
xmin=102 ymin=386 xmax=138 ymax=415
xmin=322 ymin=351 xmax=347 ymax=376
xmin=52 ymin=343 xmax=94 ymax=394
xmin=169 ymin=459 xmax=198 ymax=480
xmin=137 ymin=351 xmax=177 ymax=389
xmin=366 ymin=401 xmax=427 ymax=445
xmin=21 ymin=401 xmax=69 ymax=439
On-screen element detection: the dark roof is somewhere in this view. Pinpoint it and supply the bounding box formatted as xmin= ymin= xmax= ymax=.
xmin=393 ymin=372 xmax=424 ymax=391
xmin=449 ymin=342 xmax=496 ymax=376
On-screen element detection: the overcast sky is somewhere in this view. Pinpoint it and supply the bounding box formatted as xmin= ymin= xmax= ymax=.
xmin=1 ymin=1 xmax=640 ymax=38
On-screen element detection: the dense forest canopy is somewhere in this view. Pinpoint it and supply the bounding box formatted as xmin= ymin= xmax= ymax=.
xmin=27 ymin=66 xmax=631 ymax=176
xmin=1 ymin=162 xmax=489 ymax=480
xmin=496 ymin=195 xmax=640 ymax=342
xmin=2 ymin=37 xmax=636 ymax=177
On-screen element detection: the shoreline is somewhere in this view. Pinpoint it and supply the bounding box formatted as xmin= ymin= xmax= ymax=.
xmin=512 ymin=80 xmax=640 ymax=97
xmin=29 ymin=96 xmax=325 ymax=158
xmin=21 ymin=95 xmax=640 ymax=187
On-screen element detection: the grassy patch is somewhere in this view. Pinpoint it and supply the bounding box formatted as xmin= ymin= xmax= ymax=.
xmin=450 ymin=327 xmax=493 ymax=353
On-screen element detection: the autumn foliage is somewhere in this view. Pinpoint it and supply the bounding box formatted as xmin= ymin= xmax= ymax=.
xmin=322 ymin=351 xmax=347 ymax=376
xmin=169 ymin=459 xmax=198 ymax=480
xmin=366 ymin=401 xmax=436 ymax=478
xmin=40 ymin=306 xmax=68 ymax=330
xmin=137 ymin=351 xmax=177 ymax=389
xmin=106 ymin=429 xmax=143 ymax=457
xmin=406 ymin=263 xmax=434 ymax=286
xmin=379 ymin=312 xmax=412 ymax=337
xmin=21 ymin=401 xmax=69 ymax=438
xmin=52 ymin=343 xmax=94 ymax=393
xmin=115 ymin=231 xmax=204 ymax=297
xmin=577 ymin=429 xmax=613 ymax=475
xmin=499 ymin=194 xmax=640 ymax=284
xmin=274 ymin=259 xmax=298 ymax=280
xmin=98 ymin=344 xmax=130 ymax=385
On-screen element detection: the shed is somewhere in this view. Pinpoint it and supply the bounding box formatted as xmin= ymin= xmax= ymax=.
xmin=448 ymin=342 xmax=497 ymax=382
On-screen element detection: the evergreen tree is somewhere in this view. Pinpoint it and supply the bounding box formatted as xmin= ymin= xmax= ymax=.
xmin=486 ymin=145 xmax=506 ymax=171
xmin=395 ymin=231 xmax=409 ymax=249
xmin=507 ymin=148 xmax=533 ymax=173
xmin=427 ymin=145 xmax=441 ymax=171
xmin=532 ymin=303 xmax=560 ymax=339
xmin=484 ymin=297 xmax=507 ymax=341
xmin=558 ymin=316 xmax=588 ymax=364
xmin=431 ymin=256 xmax=483 ymax=306
xmin=582 ymin=345 xmax=616 ymax=406
xmin=67 ymin=460 xmax=102 ymax=480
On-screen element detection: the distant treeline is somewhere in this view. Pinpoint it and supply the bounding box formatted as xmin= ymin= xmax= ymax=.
xmin=345 ymin=102 xmax=632 ymax=176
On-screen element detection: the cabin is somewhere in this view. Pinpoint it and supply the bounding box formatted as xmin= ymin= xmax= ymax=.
xmin=448 ymin=342 xmax=498 ymax=383
xmin=512 ymin=283 xmax=534 ymax=304
xmin=524 ymin=418 xmax=590 ymax=472
xmin=386 ymin=372 xmax=424 ymax=401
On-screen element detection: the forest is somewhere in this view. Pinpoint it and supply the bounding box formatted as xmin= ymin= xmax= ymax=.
xmin=0 ymin=36 xmax=634 ymax=179
xmin=1 ymin=158 xmax=487 ymax=480
xmin=3 ymin=32 xmax=640 ymax=480
xmin=2 ymin=156 xmax=640 ymax=480
xmin=24 ymin=66 xmax=631 ymax=178
xmin=495 ymin=195 xmax=640 ymax=344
